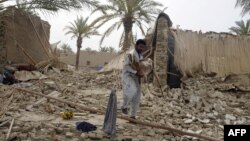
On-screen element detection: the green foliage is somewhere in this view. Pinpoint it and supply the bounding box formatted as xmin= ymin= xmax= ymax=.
xmin=236 ymin=0 xmax=250 ymax=16
xmin=229 ymin=20 xmax=250 ymax=35
xmin=84 ymin=47 xmax=92 ymax=52
xmin=60 ymin=43 xmax=73 ymax=53
xmin=99 ymin=46 xmax=116 ymax=53
xmin=64 ymin=16 xmax=99 ymax=41
xmin=2 ymin=0 xmax=100 ymax=13
xmin=92 ymin=0 xmax=162 ymax=50
xmin=64 ymin=16 xmax=99 ymax=70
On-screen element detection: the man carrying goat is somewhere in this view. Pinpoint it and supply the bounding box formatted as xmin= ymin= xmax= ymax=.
xmin=121 ymin=39 xmax=148 ymax=119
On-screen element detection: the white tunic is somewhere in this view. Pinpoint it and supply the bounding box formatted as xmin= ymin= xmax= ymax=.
xmin=121 ymin=49 xmax=143 ymax=117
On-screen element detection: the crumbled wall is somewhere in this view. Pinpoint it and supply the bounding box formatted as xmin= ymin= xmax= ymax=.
xmin=174 ymin=31 xmax=250 ymax=77
xmin=0 ymin=20 xmax=6 ymax=66
xmin=97 ymin=13 xmax=250 ymax=87
xmin=0 ymin=7 xmax=51 ymax=65
xmin=153 ymin=17 xmax=169 ymax=85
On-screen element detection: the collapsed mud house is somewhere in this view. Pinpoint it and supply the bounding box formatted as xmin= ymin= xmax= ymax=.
xmin=105 ymin=13 xmax=250 ymax=88
xmin=0 ymin=7 xmax=58 ymax=71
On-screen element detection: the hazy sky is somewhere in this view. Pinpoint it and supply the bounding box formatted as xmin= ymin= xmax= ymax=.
xmin=39 ymin=0 xmax=250 ymax=52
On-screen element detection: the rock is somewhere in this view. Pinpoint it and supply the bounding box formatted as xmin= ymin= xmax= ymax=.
xmin=225 ymin=114 xmax=236 ymax=120
xmin=95 ymin=131 xmax=103 ymax=140
xmin=212 ymin=91 xmax=224 ymax=99
xmin=87 ymin=132 xmax=102 ymax=140
xmin=81 ymin=133 xmax=86 ymax=139
xmin=190 ymin=95 xmax=200 ymax=103
xmin=66 ymin=132 xmax=74 ymax=138
xmin=245 ymin=102 xmax=250 ymax=109
xmin=122 ymin=136 xmax=133 ymax=141
xmin=71 ymin=138 xmax=79 ymax=141
xmin=156 ymin=129 xmax=167 ymax=135
xmin=159 ymin=119 xmax=165 ymax=124
xmin=234 ymin=108 xmax=243 ymax=114
xmin=164 ymin=135 xmax=172 ymax=140
xmin=87 ymin=132 xmax=96 ymax=139
xmin=95 ymin=134 xmax=103 ymax=140
xmin=30 ymin=134 xmax=41 ymax=141
xmin=198 ymin=119 xmax=210 ymax=124
xmin=19 ymin=134 xmax=28 ymax=140
xmin=224 ymin=119 xmax=231 ymax=125
xmin=12 ymin=126 xmax=22 ymax=132
xmin=132 ymin=128 xmax=140 ymax=132
xmin=148 ymin=130 xmax=155 ymax=136
xmin=184 ymin=119 xmax=193 ymax=124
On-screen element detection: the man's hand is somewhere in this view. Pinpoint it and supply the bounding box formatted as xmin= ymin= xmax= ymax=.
xmin=136 ymin=69 xmax=144 ymax=78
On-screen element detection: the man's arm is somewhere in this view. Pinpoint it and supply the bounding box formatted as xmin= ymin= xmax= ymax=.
xmin=124 ymin=54 xmax=137 ymax=74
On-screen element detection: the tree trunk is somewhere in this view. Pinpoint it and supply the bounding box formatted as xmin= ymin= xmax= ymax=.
xmin=75 ymin=37 xmax=82 ymax=70
xmin=122 ymin=20 xmax=133 ymax=51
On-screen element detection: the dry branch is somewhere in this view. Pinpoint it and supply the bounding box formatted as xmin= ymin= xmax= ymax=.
xmin=5 ymin=118 xmax=14 ymax=141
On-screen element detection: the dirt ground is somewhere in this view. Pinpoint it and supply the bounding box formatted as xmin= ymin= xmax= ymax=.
xmin=0 ymin=68 xmax=250 ymax=141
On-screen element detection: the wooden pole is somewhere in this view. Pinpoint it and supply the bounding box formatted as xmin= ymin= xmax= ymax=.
xmin=27 ymin=15 xmax=50 ymax=58
xmin=15 ymin=88 xmax=221 ymax=141
xmin=5 ymin=118 xmax=14 ymax=141
xmin=153 ymin=70 xmax=165 ymax=96
xmin=17 ymin=44 xmax=37 ymax=65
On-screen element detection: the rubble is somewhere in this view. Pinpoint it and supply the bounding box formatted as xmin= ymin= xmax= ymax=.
xmin=0 ymin=69 xmax=249 ymax=140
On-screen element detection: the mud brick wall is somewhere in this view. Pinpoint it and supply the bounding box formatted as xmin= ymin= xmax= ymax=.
xmin=0 ymin=7 xmax=51 ymax=66
xmin=174 ymin=31 xmax=250 ymax=77
xmin=0 ymin=20 xmax=6 ymax=70
xmin=153 ymin=17 xmax=169 ymax=86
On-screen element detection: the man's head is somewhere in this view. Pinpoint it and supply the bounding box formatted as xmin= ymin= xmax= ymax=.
xmin=135 ymin=39 xmax=146 ymax=54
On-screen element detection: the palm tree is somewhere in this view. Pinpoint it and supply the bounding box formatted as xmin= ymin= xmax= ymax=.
xmin=60 ymin=43 xmax=73 ymax=54
xmin=64 ymin=16 xmax=99 ymax=70
xmin=229 ymin=20 xmax=250 ymax=35
xmin=0 ymin=0 xmax=7 ymax=11
xmin=92 ymin=0 xmax=162 ymax=51
xmin=85 ymin=47 xmax=92 ymax=52
xmin=236 ymin=0 xmax=250 ymax=16
xmin=2 ymin=0 xmax=99 ymax=13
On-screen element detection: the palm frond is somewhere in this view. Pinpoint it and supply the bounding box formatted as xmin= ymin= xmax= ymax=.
xmin=90 ymin=14 xmax=120 ymax=29
xmin=235 ymin=0 xmax=250 ymax=16
xmin=135 ymin=20 xmax=146 ymax=36
xmin=99 ymin=21 xmax=121 ymax=45
xmin=5 ymin=0 xmax=100 ymax=14
xmin=119 ymin=31 xmax=125 ymax=48
xmin=93 ymin=0 xmax=162 ymax=51
xmin=229 ymin=19 xmax=250 ymax=35
xmin=65 ymin=16 xmax=99 ymax=40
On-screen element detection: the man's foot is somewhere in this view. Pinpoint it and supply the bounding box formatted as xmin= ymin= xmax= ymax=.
xmin=121 ymin=108 xmax=128 ymax=115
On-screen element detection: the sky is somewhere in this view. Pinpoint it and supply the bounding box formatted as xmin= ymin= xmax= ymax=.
xmin=38 ymin=0 xmax=250 ymax=52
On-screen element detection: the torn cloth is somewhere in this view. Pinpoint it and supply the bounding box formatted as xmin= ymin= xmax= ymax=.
xmin=76 ymin=122 xmax=97 ymax=132
xmin=103 ymin=90 xmax=117 ymax=137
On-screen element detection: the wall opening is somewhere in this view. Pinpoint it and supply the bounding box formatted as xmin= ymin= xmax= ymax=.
xmin=166 ymin=31 xmax=182 ymax=88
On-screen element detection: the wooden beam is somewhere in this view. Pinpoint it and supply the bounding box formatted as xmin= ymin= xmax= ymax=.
xmin=5 ymin=118 xmax=14 ymax=141
xmin=17 ymin=44 xmax=37 ymax=65
xmin=27 ymin=15 xmax=50 ymax=58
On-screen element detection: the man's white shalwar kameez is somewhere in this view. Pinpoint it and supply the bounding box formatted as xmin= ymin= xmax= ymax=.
xmin=121 ymin=49 xmax=143 ymax=117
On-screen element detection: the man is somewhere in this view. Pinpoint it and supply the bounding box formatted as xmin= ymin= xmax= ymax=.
xmin=121 ymin=39 xmax=146 ymax=119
